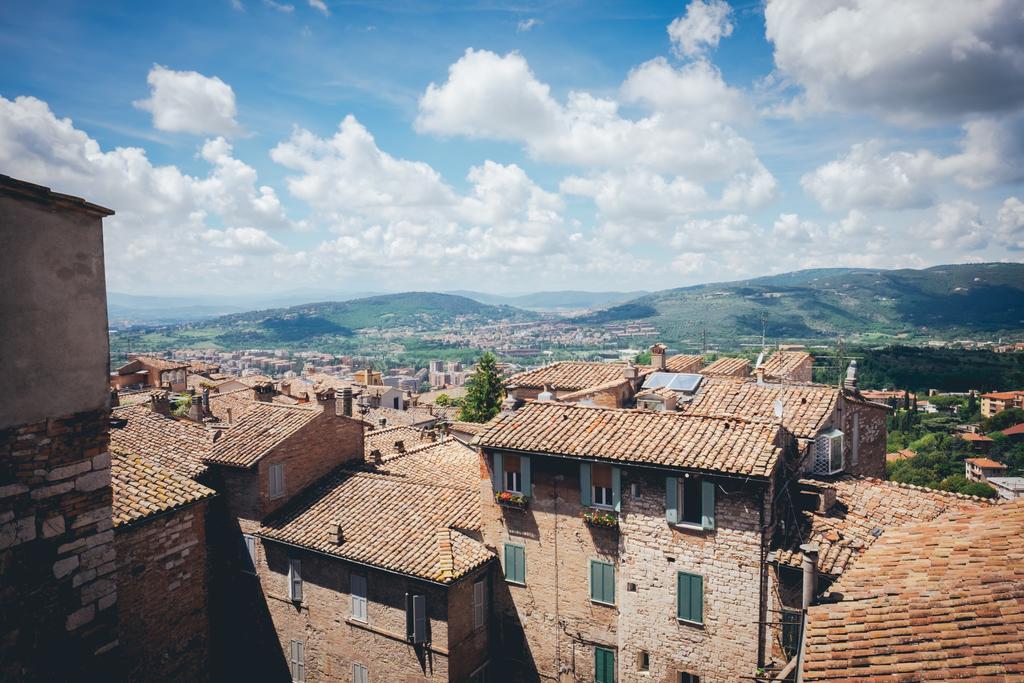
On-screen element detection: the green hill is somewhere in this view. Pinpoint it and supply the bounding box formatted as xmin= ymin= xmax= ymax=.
xmin=149 ymin=292 xmax=539 ymax=348
xmin=580 ymin=263 xmax=1024 ymax=345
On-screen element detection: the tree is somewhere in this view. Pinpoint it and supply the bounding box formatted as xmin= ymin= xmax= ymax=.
xmin=983 ymin=407 xmax=1024 ymax=433
xmin=634 ymin=351 xmax=652 ymax=365
xmin=460 ymin=352 xmax=504 ymax=423
xmin=434 ymin=393 xmax=453 ymax=407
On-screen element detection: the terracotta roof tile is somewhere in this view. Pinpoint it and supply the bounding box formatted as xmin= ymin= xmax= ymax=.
xmin=362 ymin=406 xmax=437 ymax=429
xmin=207 ymin=387 xmax=261 ymax=422
xmin=505 ymin=361 xmax=638 ymax=392
xmin=109 ymin=404 xmax=211 ymax=479
xmin=123 ymin=355 xmax=188 ymax=372
xmin=701 ymin=357 xmax=751 ymax=377
xmin=966 ymin=456 xmax=1004 ymax=468
xmin=111 ymin=453 xmax=215 ymax=527
xmin=682 ymin=378 xmax=839 ymax=439
xmin=259 ymin=440 xmax=491 ymax=583
xmin=664 ymin=354 xmax=703 ymax=373
xmin=760 ymin=350 xmax=813 ymax=381
xmin=802 ymin=499 xmax=1024 ymax=681
xmin=365 ymin=425 xmax=438 ymax=459
xmin=775 ymin=476 xmax=992 ymax=577
xmin=477 ymin=401 xmax=782 ymax=477
xmin=205 ymin=402 xmax=322 ymax=468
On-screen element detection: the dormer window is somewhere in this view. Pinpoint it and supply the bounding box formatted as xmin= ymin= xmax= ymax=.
xmin=813 ymin=429 xmax=844 ymax=475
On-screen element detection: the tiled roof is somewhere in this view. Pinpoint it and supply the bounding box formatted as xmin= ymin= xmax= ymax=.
xmin=205 ymin=402 xmax=322 ymax=468
xmin=700 ymin=357 xmax=751 ymax=377
xmin=207 ymin=387 xmax=261 ymax=422
xmin=186 ymin=374 xmax=231 ymax=392
xmin=664 ymin=354 xmax=703 ymax=373
xmin=505 ymin=361 xmax=636 ymax=391
xmin=115 ymin=390 xmax=155 ymax=407
xmin=760 ymin=350 xmax=812 ymax=380
xmin=558 ymin=377 xmax=632 ymax=402
xmin=236 ymin=374 xmax=275 ymax=387
xmin=127 ymin=355 xmax=188 ymax=371
xmin=259 ymin=440 xmax=491 ymax=583
xmin=1003 ymin=423 xmax=1024 ymax=437
xmin=966 ymin=456 xmax=1004 ymax=467
xmin=360 ymin=384 xmax=399 ymax=397
xmin=446 ymin=421 xmax=488 ymax=436
xmin=961 ymin=432 xmax=995 ymax=443
xmin=981 ymin=390 xmax=1024 ymax=400
xmin=802 ymin=499 xmax=1024 ymax=681
xmin=362 ymin=406 xmax=437 ymax=429
xmin=112 ymin=453 xmax=215 ymax=527
xmin=885 ymin=448 xmax=915 ymax=463
xmin=775 ymin=476 xmax=991 ymax=577
xmin=682 ymin=378 xmax=838 ymax=439
xmin=476 ymin=401 xmax=782 ymax=477
xmin=109 ymin=404 xmax=211 ymax=479
xmin=365 ymin=425 xmax=438 ymax=459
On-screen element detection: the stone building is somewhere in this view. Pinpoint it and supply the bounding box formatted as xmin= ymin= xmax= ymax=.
xmin=505 ymin=361 xmax=649 ymax=407
xmin=255 ymin=439 xmax=494 ymax=682
xmin=111 ymin=453 xmax=216 ymax=681
xmin=111 ymin=355 xmax=189 ymax=392
xmin=699 ymin=356 xmax=751 ymax=378
xmin=0 ymin=175 xmax=119 ymax=680
xmin=759 ymin=350 xmax=814 ymax=384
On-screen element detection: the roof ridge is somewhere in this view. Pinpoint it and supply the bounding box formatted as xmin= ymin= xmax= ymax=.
xmin=516 ymin=400 xmax=774 ymax=427
xmin=851 ymin=475 xmax=997 ymax=503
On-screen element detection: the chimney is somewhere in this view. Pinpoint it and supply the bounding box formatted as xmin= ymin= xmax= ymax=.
xmin=623 ymin=363 xmax=638 ymax=380
xmin=149 ymin=390 xmax=171 ymax=416
xmin=341 ymin=387 xmax=353 ymax=417
xmin=378 ymin=418 xmax=387 ymax=429
xmin=110 ymin=388 xmax=120 ymax=408
xmin=226 ymin=407 xmax=233 ymax=425
xmin=395 ymin=440 xmax=405 ymax=453
xmin=254 ymin=382 xmax=273 ymax=402
xmin=201 ymin=386 xmax=210 ymax=415
xmin=844 ymin=360 xmax=858 ymax=390
xmin=316 ymin=387 xmax=336 ymax=413
xmin=755 ymin=366 xmax=765 ymax=386
xmin=187 ymin=395 xmax=204 ymax=422
xmin=537 ymin=384 xmax=555 ymax=402
xmin=650 ymin=344 xmax=667 ymax=371
xmin=328 ymin=521 xmax=344 ymax=544
xmin=370 ymin=449 xmax=383 ymax=466
xmin=800 ymin=543 xmax=819 ymax=610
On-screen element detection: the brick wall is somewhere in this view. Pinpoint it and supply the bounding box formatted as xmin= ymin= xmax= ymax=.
xmin=840 ymin=399 xmax=887 ymax=479
xmin=256 ymin=541 xmax=488 ymax=681
xmin=0 ymin=409 xmax=118 ymax=680
xmin=115 ymin=499 xmax=211 ymax=681
xmin=480 ymin=451 xmax=771 ymax=683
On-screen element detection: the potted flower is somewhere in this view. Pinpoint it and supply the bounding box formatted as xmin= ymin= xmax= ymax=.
xmin=582 ymin=509 xmax=619 ymax=528
xmin=495 ymin=491 xmax=529 ymax=509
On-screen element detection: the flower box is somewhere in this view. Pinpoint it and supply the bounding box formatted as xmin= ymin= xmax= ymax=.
xmin=495 ymin=491 xmax=529 ymax=509
xmin=582 ymin=509 xmax=619 ymax=528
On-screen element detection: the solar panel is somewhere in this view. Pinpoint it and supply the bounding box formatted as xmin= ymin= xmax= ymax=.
xmin=642 ymin=372 xmax=703 ymax=393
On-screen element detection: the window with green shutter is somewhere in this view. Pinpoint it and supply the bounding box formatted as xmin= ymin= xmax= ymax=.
xmin=589 ymin=560 xmax=615 ymax=605
xmin=677 ymin=571 xmax=704 ymax=624
xmin=594 ymin=646 xmax=615 ymax=683
xmin=504 ymin=543 xmax=525 ymax=585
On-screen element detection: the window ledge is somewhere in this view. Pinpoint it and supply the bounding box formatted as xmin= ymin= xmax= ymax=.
xmin=590 ymin=599 xmax=616 ymax=608
xmin=672 ymin=521 xmax=707 ymax=532
xmin=677 ymin=618 xmax=705 ymax=628
xmin=505 ymin=579 xmax=526 ymax=587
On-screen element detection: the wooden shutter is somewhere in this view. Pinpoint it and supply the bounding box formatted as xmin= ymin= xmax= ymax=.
xmin=700 ymin=479 xmax=716 ymax=530
xmin=665 ymin=476 xmax=679 ymax=524
xmin=504 ymin=544 xmax=525 ymax=584
xmin=590 ymin=560 xmax=614 ymax=604
xmin=352 ymin=664 xmax=367 ymax=683
xmin=521 ymin=455 xmax=531 ymax=497
xmin=611 ymin=467 xmax=621 ymax=512
xmin=290 ymin=640 xmax=304 ymax=682
xmin=473 ymin=579 xmax=486 ymax=628
xmin=289 ymin=559 xmax=302 ymax=602
xmin=492 ymin=452 xmax=503 ymax=493
xmin=351 ymin=573 xmax=367 ymax=621
xmin=412 ymin=594 xmax=427 ymax=644
xmin=580 ymin=462 xmax=592 ymax=506
xmin=594 ymin=647 xmax=615 ymax=683
xmin=677 ymin=572 xmax=704 ymax=624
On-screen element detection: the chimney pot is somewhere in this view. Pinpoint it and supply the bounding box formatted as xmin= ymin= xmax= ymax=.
xmin=800 ymin=542 xmax=820 ymax=609
xmin=370 ymin=449 xmax=383 ymax=465
xmin=395 ymin=440 xmax=405 ymax=453
xmin=328 ymin=521 xmax=344 ymax=544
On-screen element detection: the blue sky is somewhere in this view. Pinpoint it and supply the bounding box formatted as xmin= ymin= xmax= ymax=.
xmin=1 ymin=0 xmax=1022 ymax=295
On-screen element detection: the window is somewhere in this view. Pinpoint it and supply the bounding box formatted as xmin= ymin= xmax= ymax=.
xmin=288 ymin=559 xmax=302 ymax=602
xmin=781 ymin=609 xmax=801 ymax=659
xmin=504 ymin=454 xmax=522 ymax=493
xmin=405 ymin=593 xmax=427 ymax=644
xmin=469 ymin=663 xmax=488 ymax=683
xmin=592 ymin=464 xmax=613 ymax=508
xmin=269 ymin=463 xmax=285 ymax=499
xmin=676 ymin=571 xmax=704 ymax=624
xmin=473 ymin=578 xmax=487 ymax=629
xmin=679 ymin=673 xmax=700 ymax=683
xmin=392 ymin=397 xmax=399 ymax=409
xmin=590 ymin=560 xmax=615 ymax=606
xmin=638 ymin=651 xmax=650 ymax=672
xmin=289 ymin=640 xmax=305 ymax=682
xmin=351 ymin=573 xmax=367 ymax=622
xmin=503 ymin=543 xmax=525 ymax=585
xmin=594 ymin=647 xmax=616 ymax=683
xmin=813 ymin=430 xmax=844 ymax=475
xmin=630 ymin=482 xmax=640 ymax=499
xmin=580 ymin=462 xmax=620 ymax=510
xmin=243 ymin=534 xmax=257 ymax=571
xmin=665 ymin=476 xmax=715 ymax=530
xmin=352 ymin=663 xmax=368 ymax=683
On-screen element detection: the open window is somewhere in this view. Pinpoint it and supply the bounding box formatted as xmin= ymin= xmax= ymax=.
xmin=813 ymin=429 xmax=844 ymax=475
xmin=579 ymin=462 xmax=621 ymax=511
xmin=491 ymin=452 xmax=531 ymax=497
xmin=665 ymin=475 xmax=715 ymax=530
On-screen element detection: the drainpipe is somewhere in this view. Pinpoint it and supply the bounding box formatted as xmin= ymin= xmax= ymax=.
xmin=800 ymin=543 xmax=819 ymax=610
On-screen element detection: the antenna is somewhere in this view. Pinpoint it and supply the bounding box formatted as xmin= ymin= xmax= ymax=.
xmin=761 ymin=311 xmax=767 ymax=351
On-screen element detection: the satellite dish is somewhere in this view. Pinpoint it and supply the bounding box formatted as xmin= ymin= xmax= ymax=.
xmin=773 ymin=399 xmax=784 ymax=419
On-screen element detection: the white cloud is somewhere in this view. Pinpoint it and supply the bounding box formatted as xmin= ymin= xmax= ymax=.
xmin=0 ymin=95 xmax=297 ymax=292
xmin=134 ymin=65 xmax=240 ymax=136
xmin=620 ymin=57 xmax=747 ymax=124
xmin=802 ymin=115 xmax=1024 ymax=211
xmin=671 ymin=214 xmax=760 ymax=251
xmin=925 ymin=200 xmax=987 ymax=250
xmin=231 ymin=0 xmax=244 ymax=11
xmin=668 ymin=0 xmax=733 ymax=59
xmin=996 ymin=197 xmax=1024 ymax=250
xmin=517 ymin=18 xmax=541 ymax=33
xmin=264 ymin=0 xmax=294 ymax=12
xmin=764 ymin=0 xmax=1024 ymax=122
xmin=308 ymin=0 xmax=328 ymax=16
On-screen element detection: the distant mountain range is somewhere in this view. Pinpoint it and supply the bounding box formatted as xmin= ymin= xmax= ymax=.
xmin=113 ymin=263 xmax=1024 ymax=349
xmin=577 ymin=263 xmax=1024 ymax=344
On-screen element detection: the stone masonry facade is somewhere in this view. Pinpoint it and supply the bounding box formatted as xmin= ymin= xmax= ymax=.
xmin=115 ymin=499 xmax=211 ymax=681
xmin=0 ymin=409 xmax=118 ymax=680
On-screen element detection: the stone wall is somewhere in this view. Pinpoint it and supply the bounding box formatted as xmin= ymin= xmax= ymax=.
xmin=480 ymin=451 xmax=772 ymax=683
xmin=256 ymin=540 xmax=488 ymax=681
xmin=115 ymin=499 xmax=211 ymax=681
xmin=840 ymin=399 xmax=887 ymax=479
xmin=0 ymin=409 xmax=118 ymax=680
